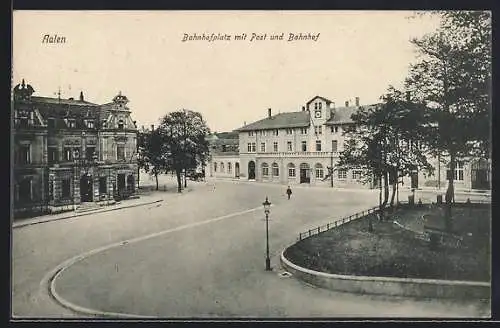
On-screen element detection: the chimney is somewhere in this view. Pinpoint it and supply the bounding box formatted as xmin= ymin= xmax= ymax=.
xmin=345 ymin=100 xmax=349 ymax=107
xmin=268 ymin=108 xmax=272 ymax=118
xmin=355 ymin=97 xmax=360 ymax=107
xmin=79 ymin=91 xmax=84 ymax=101
xmin=151 ymin=124 xmax=154 ymax=131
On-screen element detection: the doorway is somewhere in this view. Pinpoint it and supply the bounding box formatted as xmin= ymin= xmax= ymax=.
xmin=235 ymin=162 xmax=240 ymax=178
xmin=248 ymin=161 xmax=255 ymax=180
xmin=299 ymin=163 xmax=310 ymax=184
xmin=80 ymin=174 xmax=93 ymax=202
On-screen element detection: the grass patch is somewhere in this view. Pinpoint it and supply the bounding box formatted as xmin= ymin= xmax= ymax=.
xmin=285 ymin=205 xmax=490 ymax=282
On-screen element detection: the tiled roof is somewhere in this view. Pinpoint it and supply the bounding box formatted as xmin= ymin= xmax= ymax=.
xmin=31 ymin=96 xmax=98 ymax=106
xmin=326 ymin=104 xmax=379 ymax=124
xmin=236 ymin=111 xmax=310 ymax=131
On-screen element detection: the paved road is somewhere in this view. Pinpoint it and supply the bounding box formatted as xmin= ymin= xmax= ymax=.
xmin=12 ymin=179 xmax=490 ymax=318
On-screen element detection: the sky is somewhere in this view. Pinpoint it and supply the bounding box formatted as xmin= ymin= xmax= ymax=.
xmin=12 ymin=11 xmax=440 ymax=132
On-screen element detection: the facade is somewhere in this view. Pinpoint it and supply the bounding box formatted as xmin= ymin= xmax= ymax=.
xmin=236 ymin=96 xmax=374 ymax=188
xmin=207 ymin=132 xmax=240 ymax=179
xmin=13 ymin=80 xmax=138 ymax=217
xmin=235 ymin=95 xmax=490 ymax=191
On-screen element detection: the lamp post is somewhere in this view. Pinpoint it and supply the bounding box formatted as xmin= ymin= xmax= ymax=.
xmin=263 ymin=196 xmax=272 ymax=271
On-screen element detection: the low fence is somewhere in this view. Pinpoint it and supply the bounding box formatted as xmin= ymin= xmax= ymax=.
xmin=298 ymin=205 xmax=380 ymax=241
xmin=297 ymin=198 xmax=490 ymax=242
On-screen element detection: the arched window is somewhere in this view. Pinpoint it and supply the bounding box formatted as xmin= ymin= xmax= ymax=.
xmin=228 ymin=162 xmax=232 ymax=173
xmin=118 ymin=119 xmax=124 ymax=129
xmin=272 ymin=163 xmax=279 ymax=177
xmin=288 ymin=163 xmax=296 ymax=177
xmin=220 ymin=162 xmax=225 ymax=173
xmin=261 ymin=162 xmax=269 ymax=176
xmin=315 ymin=163 xmax=324 ymax=179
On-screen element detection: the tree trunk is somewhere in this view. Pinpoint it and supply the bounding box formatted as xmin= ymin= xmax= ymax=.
xmin=444 ymin=153 xmax=456 ymax=231
xmin=155 ymin=173 xmax=159 ymax=191
xmin=184 ymin=168 xmax=187 ymax=188
xmin=389 ymin=168 xmax=397 ymax=207
xmin=382 ymin=171 xmax=389 ymax=207
xmin=176 ymin=168 xmax=183 ymax=193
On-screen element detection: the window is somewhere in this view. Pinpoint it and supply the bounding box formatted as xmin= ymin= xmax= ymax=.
xmin=99 ymin=177 xmax=107 ymax=194
xmin=338 ymin=169 xmax=347 ymax=179
xmin=87 ymin=120 xmax=95 ymax=129
xmin=332 ymin=140 xmax=338 ymax=152
xmin=301 ymin=141 xmax=307 ymax=152
xmin=18 ymin=178 xmax=32 ymax=202
xmin=286 ymin=129 xmax=293 ymax=135
xmin=86 ymin=147 xmax=96 ymax=160
xmin=221 ymin=162 xmax=225 ymax=173
xmin=273 ymin=142 xmax=278 ymax=152
xmin=314 ymin=103 xmax=318 ymax=110
xmin=247 ymin=143 xmax=252 ymax=152
xmin=288 ymin=163 xmax=296 ymax=177
xmin=352 ymin=170 xmax=362 ymax=180
xmin=48 ymin=147 xmax=58 ymax=164
xmin=262 ymin=163 xmax=269 ymax=176
xmin=67 ymin=119 xmax=76 ymax=128
xmin=64 ymin=148 xmax=74 ymax=161
xmin=315 ymin=126 xmax=322 ymax=135
xmin=17 ymin=144 xmax=31 ymax=164
xmin=222 ymin=145 xmax=227 ymax=152
xmin=273 ymin=129 xmax=279 ymax=136
xmin=228 ymin=162 xmax=232 ymax=173
xmin=272 ymin=163 xmax=279 ymax=177
xmin=259 ymin=130 xmax=266 ymax=136
xmin=300 ymin=128 xmax=308 ymax=135
xmin=260 ymin=142 xmax=266 ymax=152
xmin=316 ymin=140 xmax=322 ymax=151
xmin=447 ymin=162 xmax=464 ymax=181
xmin=47 ymin=118 xmax=56 ymax=129
xmin=319 ymin=102 xmax=322 ymax=109
xmin=214 ymin=162 xmax=217 ymax=172
xmin=117 ymin=145 xmax=125 ymax=161
xmin=17 ymin=117 xmax=30 ymax=128
xmin=251 ymin=142 xmax=256 ymax=152
xmin=331 ymin=126 xmax=339 ymax=133
xmin=248 ymin=131 xmax=254 ymax=136
xmin=102 ymin=120 xmax=108 ymax=128
xmin=61 ymin=178 xmax=71 ymax=199
xmin=315 ymin=164 xmax=324 ymax=179
xmin=287 ymin=141 xmax=293 ymax=151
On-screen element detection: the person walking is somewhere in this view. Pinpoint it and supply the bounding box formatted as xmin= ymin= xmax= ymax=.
xmin=286 ymin=186 xmax=292 ymax=200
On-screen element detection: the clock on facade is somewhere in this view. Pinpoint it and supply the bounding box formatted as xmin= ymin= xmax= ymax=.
xmin=314 ymin=110 xmax=322 ymax=118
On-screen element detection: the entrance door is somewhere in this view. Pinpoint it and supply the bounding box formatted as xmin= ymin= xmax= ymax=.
xmin=235 ymin=163 xmax=240 ymax=178
xmin=80 ymin=174 xmax=93 ymax=202
xmin=299 ymin=163 xmax=310 ymax=183
xmin=117 ymin=174 xmax=126 ymax=195
xmin=471 ymin=159 xmax=490 ymax=190
xmin=127 ymin=174 xmax=135 ymax=193
xmin=248 ymin=161 xmax=255 ymax=180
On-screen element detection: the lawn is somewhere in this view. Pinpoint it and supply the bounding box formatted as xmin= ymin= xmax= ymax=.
xmin=284 ymin=204 xmax=490 ymax=282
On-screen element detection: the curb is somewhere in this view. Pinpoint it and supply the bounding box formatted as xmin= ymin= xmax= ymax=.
xmin=280 ymin=216 xmax=490 ymax=299
xmin=13 ymin=199 xmax=164 ymax=229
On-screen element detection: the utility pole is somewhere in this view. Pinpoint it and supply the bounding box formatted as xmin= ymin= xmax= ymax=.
xmin=330 ymin=151 xmax=334 ymax=188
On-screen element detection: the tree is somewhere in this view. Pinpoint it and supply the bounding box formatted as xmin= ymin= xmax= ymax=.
xmin=339 ymin=87 xmax=433 ymax=215
xmin=158 ymin=109 xmax=210 ymax=193
xmin=406 ymin=11 xmax=491 ymax=230
xmin=138 ymin=127 xmax=169 ymax=191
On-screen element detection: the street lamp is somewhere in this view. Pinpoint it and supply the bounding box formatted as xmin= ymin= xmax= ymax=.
xmin=263 ymin=196 xmax=272 ymax=271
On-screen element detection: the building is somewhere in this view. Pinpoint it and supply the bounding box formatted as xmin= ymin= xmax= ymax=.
xmin=12 ymin=80 xmax=138 ymax=217
xmin=234 ymin=95 xmax=490 ymax=191
xmin=235 ymin=96 xmax=373 ymax=188
xmin=207 ymin=131 xmax=240 ymax=179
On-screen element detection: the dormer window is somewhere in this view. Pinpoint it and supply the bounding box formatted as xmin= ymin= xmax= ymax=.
xmin=118 ymin=119 xmax=124 ymax=129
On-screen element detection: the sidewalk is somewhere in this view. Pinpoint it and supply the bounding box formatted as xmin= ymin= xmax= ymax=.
xmin=12 ymin=195 xmax=164 ymax=229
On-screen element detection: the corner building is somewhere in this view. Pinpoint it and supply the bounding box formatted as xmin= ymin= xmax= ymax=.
xmin=12 ymin=80 xmax=138 ymax=216
xmin=236 ymin=96 xmax=376 ymax=188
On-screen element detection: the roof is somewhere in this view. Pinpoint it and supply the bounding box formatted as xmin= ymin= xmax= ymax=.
xmin=215 ymin=131 xmax=239 ymax=139
xmin=31 ymin=96 xmax=98 ymax=106
xmin=236 ymin=111 xmax=310 ymax=131
xmin=306 ymin=95 xmax=334 ymax=105
xmin=325 ymin=104 xmax=379 ymax=125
